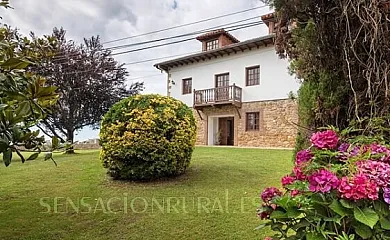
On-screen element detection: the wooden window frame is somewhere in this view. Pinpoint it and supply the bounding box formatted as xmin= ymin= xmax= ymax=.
xmin=182 ymin=78 xmax=192 ymax=95
xmin=246 ymin=112 xmax=260 ymax=131
xmin=206 ymin=39 xmax=219 ymax=51
xmin=246 ymin=65 xmax=260 ymax=86
xmin=215 ymin=72 xmax=230 ymax=88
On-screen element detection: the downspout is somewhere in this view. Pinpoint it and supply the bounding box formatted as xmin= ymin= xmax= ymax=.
xmin=156 ymin=65 xmax=171 ymax=97
xmin=166 ymin=68 xmax=171 ymax=97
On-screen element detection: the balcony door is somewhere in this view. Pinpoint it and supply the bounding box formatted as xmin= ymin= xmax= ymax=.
xmin=215 ymin=73 xmax=229 ymax=102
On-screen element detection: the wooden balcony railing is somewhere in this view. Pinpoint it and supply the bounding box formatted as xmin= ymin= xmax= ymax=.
xmin=193 ymin=84 xmax=242 ymax=108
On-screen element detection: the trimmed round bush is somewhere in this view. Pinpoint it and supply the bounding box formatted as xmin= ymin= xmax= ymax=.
xmin=99 ymin=94 xmax=197 ymax=181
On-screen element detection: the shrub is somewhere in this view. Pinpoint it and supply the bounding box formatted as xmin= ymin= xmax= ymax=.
xmin=258 ymin=128 xmax=390 ymax=240
xmin=99 ymin=94 xmax=197 ymax=181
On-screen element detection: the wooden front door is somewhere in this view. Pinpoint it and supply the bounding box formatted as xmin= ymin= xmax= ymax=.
xmin=215 ymin=73 xmax=229 ymax=102
xmin=226 ymin=118 xmax=234 ymax=146
xmin=218 ymin=117 xmax=234 ymax=146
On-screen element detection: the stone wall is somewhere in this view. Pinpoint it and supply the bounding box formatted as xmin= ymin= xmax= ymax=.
xmin=192 ymin=99 xmax=298 ymax=148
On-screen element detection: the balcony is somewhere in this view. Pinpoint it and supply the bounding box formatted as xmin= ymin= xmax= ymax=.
xmin=193 ymin=84 xmax=242 ymax=109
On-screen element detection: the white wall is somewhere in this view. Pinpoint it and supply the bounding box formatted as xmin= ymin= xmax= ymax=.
xmin=168 ymin=46 xmax=300 ymax=106
xmin=207 ymin=117 xmax=219 ymax=146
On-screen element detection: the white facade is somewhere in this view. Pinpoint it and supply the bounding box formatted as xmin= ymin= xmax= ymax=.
xmin=167 ymin=45 xmax=300 ymax=106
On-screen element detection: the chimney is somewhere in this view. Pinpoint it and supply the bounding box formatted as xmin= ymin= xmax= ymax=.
xmin=196 ymin=29 xmax=240 ymax=51
xmin=261 ymin=13 xmax=277 ymax=34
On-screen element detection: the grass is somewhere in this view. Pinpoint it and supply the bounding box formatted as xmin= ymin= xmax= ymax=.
xmin=0 ymin=147 xmax=292 ymax=240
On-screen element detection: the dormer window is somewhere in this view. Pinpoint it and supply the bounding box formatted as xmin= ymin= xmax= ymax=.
xmin=206 ymin=39 xmax=219 ymax=51
xmin=196 ymin=29 xmax=239 ymax=52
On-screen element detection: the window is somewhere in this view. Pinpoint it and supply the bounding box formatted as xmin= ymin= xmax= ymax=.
xmin=182 ymin=78 xmax=192 ymax=95
xmin=206 ymin=39 xmax=219 ymax=50
xmin=246 ymin=65 xmax=260 ymax=86
xmin=215 ymin=73 xmax=229 ymax=87
xmin=246 ymin=112 xmax=260 ymax=131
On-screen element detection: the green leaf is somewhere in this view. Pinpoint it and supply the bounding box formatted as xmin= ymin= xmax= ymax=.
xmin=26 ymin=152 xmax=39 ymax=161
xmin=44 ymin=152 xmax=52 ymax=161
xmin=311 ymin=193 xmax=330 ymax=206
xmin=270 ymin=210 xmax=287 ymax=219
xmin=380 ymin=218 xmax=390 ymax=230
xmin=5 ymin=91 xmax=27 ymax=101
xmin=1 ymin=57 xmax=32 ymax=69
xmin=329 ymin=199 xmax=351 ymax=217
xmin=353 ymin=221 xmax=373 ymax=239
xmin=36 ymin=86 xmax=57 ymax=98
xmin=0 ymin=103 xmax=8 ymax=110
xmin=0 ymin=137 xmax=8 ymax=150
xmin=340 ymin=199 xmax=356 ymax=209
xmin=254 ymin=224 xmax=266 ymax=230
xmin=354 ymin=207 xmax=379 ymax=229
xmin=374 ymin=201 xmax=390 ymax=217
xmin=286 ymin=207 xmax=302 ymax=218
xmin=44 ymin=152 xmax=57 ymax=167
xmin=3 ymin=148 xmax=12 ymax=167
xmin=51 ymin=137 xmax=59 ymax=149
xmin=14 ymin=101 xmax=31 ymax=117
xmin=291 ymin=219 xmax=311 ymax=232
xmin=306 ymin=232 xmax=326 ymax=240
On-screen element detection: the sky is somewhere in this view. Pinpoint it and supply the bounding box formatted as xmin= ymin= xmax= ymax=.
xmin=0 ymin=0 xmax=273 ymax=141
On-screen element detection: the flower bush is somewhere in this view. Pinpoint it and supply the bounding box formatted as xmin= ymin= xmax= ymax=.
xmin=99 ymin=94 xmax=196 ymax=181
xmin=257 ymin=129 xmax=390 ymax=240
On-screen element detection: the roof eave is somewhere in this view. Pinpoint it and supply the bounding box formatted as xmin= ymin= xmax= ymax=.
xmin=154 ymin=35 xmax=275 ymax=71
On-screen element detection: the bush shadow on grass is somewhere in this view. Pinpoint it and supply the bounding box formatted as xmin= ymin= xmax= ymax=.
xmin=101 ymin=159 xmax=259 ymax=189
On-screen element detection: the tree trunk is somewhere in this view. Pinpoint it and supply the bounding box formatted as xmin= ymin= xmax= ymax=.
xmin=65 ymin=128 xmax=75 ymax=154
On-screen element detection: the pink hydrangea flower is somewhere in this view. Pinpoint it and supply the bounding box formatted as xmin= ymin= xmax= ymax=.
xmin=338 ymin=143 xmax=350 ymax=152
xmin=357 ymin=160 xmax=390 ymax=187
xmin=293 ymin=166 xmax=307 ymax=180
xmin=310 ymin=130 xmax=339 ymax=149
xmin=369 ymin=144 xmax=390 ymax=162
xmin=281 ymin=175 xmax=296 ymax=187
xmin=291 ymin=189 xmax=301 ymax=197
xmin=295 ymin=149 xmax=313 ymax=165
xmin=261 ymin=187 xmax=282 ymax=203
xmin=308 ymin=169 xmax=339 ymax=193
xmin=258 ymin=209 xmax=271 ymax=220
xmin=383 ymin=187 xmax=390 ymax=204
xmin=338 ymin=174 xmax=379 ymax=201
xmin=264 ymin=237 xmax=273 ymax=240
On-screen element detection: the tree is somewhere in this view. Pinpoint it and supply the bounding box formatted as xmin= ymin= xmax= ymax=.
xmin=0 ymin=1 xmax=60 ymax=166
xmin=32 ymin=28 xmax=144 ymax=153
xmin=263 ymin=0 xmax=390 ymax=150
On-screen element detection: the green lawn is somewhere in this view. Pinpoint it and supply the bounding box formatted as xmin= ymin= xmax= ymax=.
xmin=0 ymin=147 xmax=292 ymax=240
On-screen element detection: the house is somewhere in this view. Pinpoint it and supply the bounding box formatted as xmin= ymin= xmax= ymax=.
xmin=155 ymin=13 xmax=300 ymax=148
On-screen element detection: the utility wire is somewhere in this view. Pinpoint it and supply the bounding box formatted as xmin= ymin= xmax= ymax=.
xmin=51 ymin=18 xmax=263 ymax=61
xmin=123 ymin=51 xmax=200 ymax=65
xmin=60 ymin=22 xmax=263 ymax=75
xmin=107 ymin=16 xmax=260 ymax=51
xmin=102 ymin=5 xmax=269 ymax=45
xmin=111 ymin=22 xmax=263 ymax=56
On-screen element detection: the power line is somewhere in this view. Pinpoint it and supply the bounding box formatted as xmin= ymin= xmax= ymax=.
xmin=51 ymin=18 xmax=263 ymax=62
xmin=58 ymin=22 xmax=264 ymax=76
xmin=107 ymin=16 xmax=260 ymax=51
xmin=123 ymin=51 xmax=200 ymax=65
xmin=127 ymin=74 xmax=162 ymax=81
xmin=111 ymin=21 xmax=263 ymax=56
xmin=102 ymin=5 xmax=269 ymax=45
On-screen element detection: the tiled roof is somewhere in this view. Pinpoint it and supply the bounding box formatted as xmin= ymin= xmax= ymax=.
xmin=261 ymin=13 xmax=275 ymax=21
xmin=155 ymin=35 xmax=274 ymax=71
xmin=195 ymin=29 xmax=240 ymax=43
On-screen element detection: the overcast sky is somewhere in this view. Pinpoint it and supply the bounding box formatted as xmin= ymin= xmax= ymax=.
xmin=0 ymin=0 xmax=272 ymax=141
